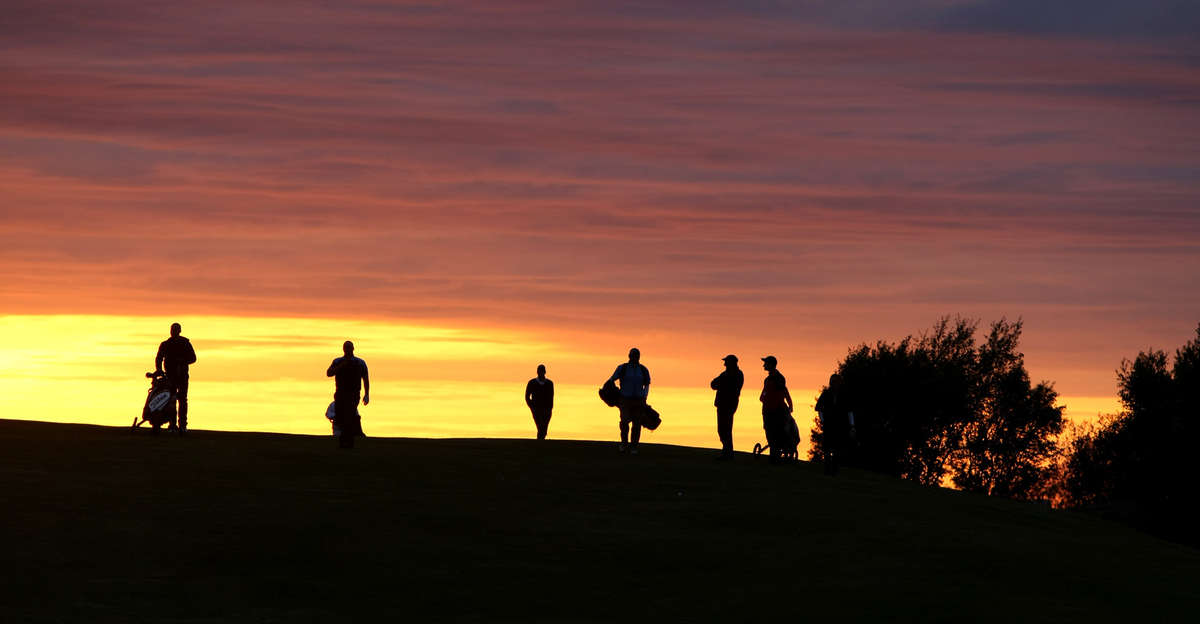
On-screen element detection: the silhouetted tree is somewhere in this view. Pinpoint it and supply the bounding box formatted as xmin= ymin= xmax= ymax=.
xmin=809 ymin=317 xmax=974 ymax=486
xmin=811 ymin=317 xmax=1064 ymax=499
xmin=951 ymin=320 xmax=1064 ymax=499
xmin=1060 ymin=324 xmax=1200 ymax=542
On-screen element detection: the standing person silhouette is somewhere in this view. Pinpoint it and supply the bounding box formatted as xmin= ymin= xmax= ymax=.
xmin=525 ymin=364 xmax=554 ymax=440
xmin=759 ymin=355 xmax=793 ymax=464
xmin=155 ymin=322 xmax=197 ymax=435
xmin=609 ymin=348 xmax=650 ymax=454
xmin=816 ymin=373 xmax=855 ymax=476
xmin=326 ymin=341 xmax=369 ymax=449
xmin=711 ymin=354 xmax=744 ymax=460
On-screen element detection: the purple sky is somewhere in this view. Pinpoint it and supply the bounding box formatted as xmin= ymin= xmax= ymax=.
xmin=2 ymin=0 xmax=1198 ymax=397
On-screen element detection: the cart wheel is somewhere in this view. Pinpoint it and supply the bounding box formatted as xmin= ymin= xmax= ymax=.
xmin=753 ymin=442 xmax=766 ymax=455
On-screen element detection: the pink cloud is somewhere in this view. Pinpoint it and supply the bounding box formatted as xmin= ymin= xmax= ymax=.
xmin=1 ymin=1 xmax=1198 ymax=398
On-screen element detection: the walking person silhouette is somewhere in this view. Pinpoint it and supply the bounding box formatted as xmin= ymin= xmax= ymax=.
xmin=711 ymin=354 xmax=744 ymax=460
xmin=326 ymin=341 xmax=369 ymax=449
xmin=155 ymin=322 xmax=196 ymax=435
xmin=609 ymin=348 xmax=650 ymax=454
xmin=525 ymin=364 xmax=554 ymax=440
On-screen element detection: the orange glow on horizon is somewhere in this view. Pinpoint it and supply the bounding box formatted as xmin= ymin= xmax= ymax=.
xmin=0 ymin=1 xmax=1193 ymax=457
xmin=1 ymin=315 xmax=1119 ymax=455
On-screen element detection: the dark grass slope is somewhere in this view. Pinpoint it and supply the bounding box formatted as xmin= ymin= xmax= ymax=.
xmin=2 ymin=420 xmax=1197 ymax=623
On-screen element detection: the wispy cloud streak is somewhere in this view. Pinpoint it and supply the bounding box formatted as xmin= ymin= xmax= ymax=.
xmin=1 ymin=1 xmax=1198 ymax=396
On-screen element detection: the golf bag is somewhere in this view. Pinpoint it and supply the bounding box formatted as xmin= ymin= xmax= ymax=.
xmin=325 ymin=401 xmax=364 ymax=438
xmin=325 ymin=401 xmax=341 ymax=437
xmin=641 ymin=404 xmax=662 ymax=431
xmin=598 ymin=379 xmax=620 ymax=407
xmin=133 ymin=371 xmax=176 ymax=431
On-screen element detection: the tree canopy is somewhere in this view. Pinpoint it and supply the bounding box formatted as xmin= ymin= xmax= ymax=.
xmin=1059 ymin=324 xmax=1200 ymax=542
xmin=810 ymin=317 xmax=1064 ymax=500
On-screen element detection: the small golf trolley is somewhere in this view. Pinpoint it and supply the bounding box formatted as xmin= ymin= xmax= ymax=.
xmin=132 ymin=371 xmax=176 ymax=433
xmin=753 ymin=413 xmax=802 ymax=460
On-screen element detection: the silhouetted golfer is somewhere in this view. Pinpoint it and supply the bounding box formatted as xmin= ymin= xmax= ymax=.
xmin=816 ymin=373 xmax=855 ymax=476
xmin=326 ymin=341 xmax=369 ymax=449
xmin=711 ymin=354 xmax=744 ymax=460
xmin=155 ymin=322 xmax=197 ymax=435
xmin=609 ymin=348 xmax=650 ymax=454
xmin=759 ymin=355 xmax=794 ymax=464
xmin=525 ymin=364 xmax=554 ymax=440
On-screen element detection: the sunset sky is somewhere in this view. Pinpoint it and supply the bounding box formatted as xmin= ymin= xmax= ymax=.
xmin=2 ymin=1 xmax=1198 ymax=451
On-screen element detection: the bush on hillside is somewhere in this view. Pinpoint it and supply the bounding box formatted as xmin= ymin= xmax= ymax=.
xmin=1059 ymin=324 xmax=1200 ymax=542
xmin=810 ymin=317 xmax=1064 ymax=499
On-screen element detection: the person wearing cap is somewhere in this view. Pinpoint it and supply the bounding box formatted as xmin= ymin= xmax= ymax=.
xmin=327 ymin=340 xmax=370 ymax=449
xmin=525 ymin=364 xmax=555 ymax=440
xmin=759 ymin=355 xmax=794 ymax=464
xmin=608 ymin=348 xmax=651 ymax=454
xmin=816 ymin=373 xmax=855 ymax=475
xmin=155 ymin=322 xmax=197 ymax=435
xmin=710 ymin=355 xmax=744 ymax=460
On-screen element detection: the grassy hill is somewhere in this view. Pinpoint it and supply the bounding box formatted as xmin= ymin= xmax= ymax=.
xmin=2 ymin=419 xmax=1197 ymax=623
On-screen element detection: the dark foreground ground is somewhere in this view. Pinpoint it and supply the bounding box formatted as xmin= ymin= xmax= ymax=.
xmin=2 ymin=420 xmax=1198 ymax=623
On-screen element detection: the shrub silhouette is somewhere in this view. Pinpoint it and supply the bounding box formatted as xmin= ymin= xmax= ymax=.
xmin=811 ymin=317 xmax=1064 ymax=500
xmin=1060 ymin=324 xmax=1200 ymax=542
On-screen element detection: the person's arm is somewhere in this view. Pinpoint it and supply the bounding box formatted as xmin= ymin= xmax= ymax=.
xmin=642 ymin=367 xmax=651 ymax=398
xmin=711 ymin=374 xmax=721 ymax=391
xmin=185 ymin=340 xmax=197 ymax=365
xmin=361 ymin=364 xmax=370 ymax=405
xmin=326 ymin=358 xmax=341 ymax=377
xmin=155 ymin=343 xmax=165 ymax=373
xmin=784 ymin=386 xmax=794 ymax=413
xmin=547 ymin=380 xmax=553 ymax=409
xmin=525 ymin=380 xmax=536 ymax=409
xmin=608 ymin=365 xmax=623 ymax=385
xmin=360 ymin=362 xmax=370 ymax=404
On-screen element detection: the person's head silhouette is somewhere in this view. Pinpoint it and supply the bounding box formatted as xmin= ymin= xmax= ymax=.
xmin=830 ymin=373 xmax=843 ymax=389
xmin=343 ymin=341 xmax=354 ymax=357
xmin=629 ymin=348 xmax=640 ymax=364
xmin=722 ymin=354 xmax=738 ymax=370
xmin=170 ymin=322 xmax=181 ymax=337
xmin=537 ymin=364 xmax=546 ymax=380
xmin=762 ymin=355 xmax=778 ymax=371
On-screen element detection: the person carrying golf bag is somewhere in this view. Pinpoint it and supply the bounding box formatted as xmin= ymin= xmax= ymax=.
xmin=609 ymin=348 xmax=650 ymax=455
